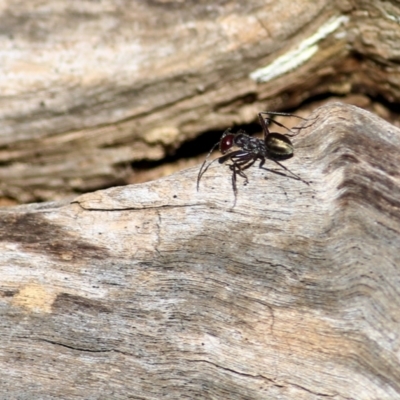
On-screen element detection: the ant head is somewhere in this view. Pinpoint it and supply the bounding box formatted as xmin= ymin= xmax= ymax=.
xmin=219 ymin=133 xmax=235 ymax=154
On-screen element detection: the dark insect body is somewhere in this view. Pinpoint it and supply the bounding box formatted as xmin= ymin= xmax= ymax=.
xmin=197 ymin=111 xmax=309 ymax=206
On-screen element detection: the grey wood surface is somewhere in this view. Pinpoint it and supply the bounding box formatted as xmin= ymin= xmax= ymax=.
xmin=1 ymin=102 xmax=400 ymax=399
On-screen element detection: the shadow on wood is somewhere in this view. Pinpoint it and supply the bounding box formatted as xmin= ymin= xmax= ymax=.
xmin=1 ymin=102 xmax=400 ymax=399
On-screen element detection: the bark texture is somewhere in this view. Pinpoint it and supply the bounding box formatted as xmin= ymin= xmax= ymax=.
xmin=1 ymin=0 xmax=400 ymax=202
xmin=1 ymin=102 xmax=400 ymax=399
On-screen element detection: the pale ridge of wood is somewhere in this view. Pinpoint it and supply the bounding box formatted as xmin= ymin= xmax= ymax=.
xmin=1 ymin=103 xmax=400 ymax=398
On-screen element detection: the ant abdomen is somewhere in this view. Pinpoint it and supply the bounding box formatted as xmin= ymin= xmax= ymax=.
xmin=266 ymin=133 xmax=294 ymax=157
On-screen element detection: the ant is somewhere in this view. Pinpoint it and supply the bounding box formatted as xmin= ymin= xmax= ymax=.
xmin=197 ymin=111 xmax=310 ymax=206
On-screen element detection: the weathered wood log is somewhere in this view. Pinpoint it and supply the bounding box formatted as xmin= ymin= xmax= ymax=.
xmin=2 ymin=1 xmax=400 ymax=202
xmin=1 ymin=102 xmax=400 ymax=399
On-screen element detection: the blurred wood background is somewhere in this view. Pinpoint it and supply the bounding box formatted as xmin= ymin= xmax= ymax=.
xmin=1 ymin=1 xmax=400 ymax=399
xmin=1 ymin=0 xmax=400 ymax=203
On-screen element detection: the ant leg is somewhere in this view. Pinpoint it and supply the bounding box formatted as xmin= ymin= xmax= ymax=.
xmin=230 ymin=157 xmax=256 ymax=185
xmin=235 ymin=165 xmax=249 ymax=185
xmin=259 ymin=111 xmax=307 ymax=121
xmin=231 ymin=164 xmax=238 ymax=207
xmin=258 ymin=113 xmax=271 ymax=139
xmin=288 ymin=115 xmax=320 ymax=136
xmin=229 ymin=160 xmax=252 ymax=207
xmin=238 ymin=161 xmax=256 ymax=185
xmin=259 ymin=158 xmax=309 ymax=184
xmin=197 ymin=128 xmax=236 ymax=190
xmin=272 ymin=159 xmax=309 ymax=185
xmin=197 ymin=141 xmax=220 ymax=191
xmin=229 ymin=162 xmax=246 ymax=186
xmin=259 ymin=159 xmax=294 ymax=179
xmin=259 ymin=111 xmax=309 ymax=137
xmin=259 ymin=114 xmax=291 ymax=132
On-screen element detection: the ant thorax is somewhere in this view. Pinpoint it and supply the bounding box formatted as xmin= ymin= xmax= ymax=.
xmin=234 ymin=133 xmax=267 ymax=156
xmin=219 ymin=130 xmax=267 ymax=157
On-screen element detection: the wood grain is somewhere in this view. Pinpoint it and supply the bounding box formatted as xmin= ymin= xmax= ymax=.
xmin=1 ymin=102 xmax=400 ymax=398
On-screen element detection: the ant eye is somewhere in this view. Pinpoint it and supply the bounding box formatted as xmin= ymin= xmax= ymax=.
xmin=219 ymin=134 xmax=235 ymax=154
